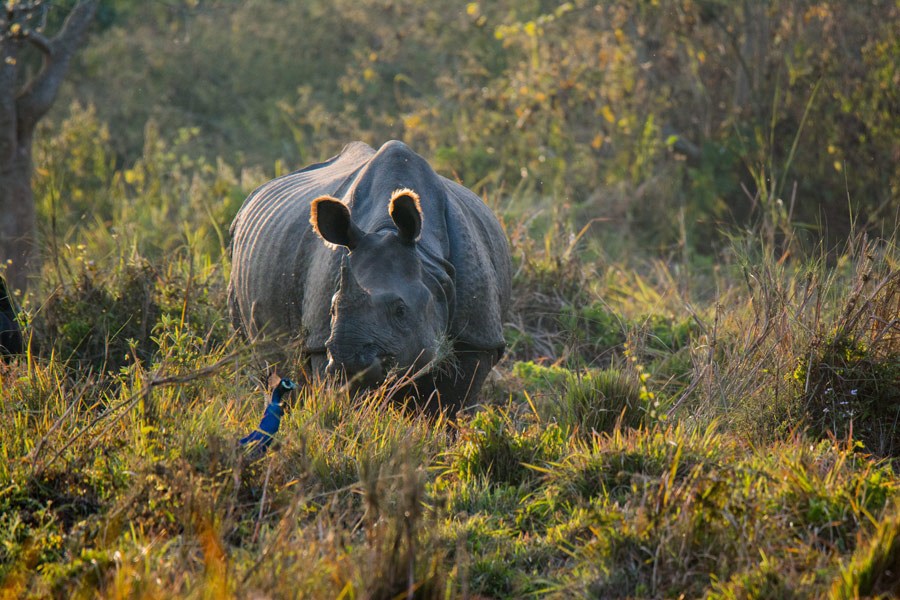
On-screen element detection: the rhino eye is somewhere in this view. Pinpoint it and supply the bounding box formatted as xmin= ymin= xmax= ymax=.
xmin=393 ymin=300 xmax=407 ymax=319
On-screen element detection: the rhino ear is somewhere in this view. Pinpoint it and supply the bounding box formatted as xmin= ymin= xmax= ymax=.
xmin=389 ymin=188 xmax=423 ymax=244
xmin=310 ymin=196 xmax=362 ymax=250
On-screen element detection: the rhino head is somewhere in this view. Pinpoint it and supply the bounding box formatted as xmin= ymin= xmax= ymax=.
xmin=310 ymin=188 xmax=449 ymax=389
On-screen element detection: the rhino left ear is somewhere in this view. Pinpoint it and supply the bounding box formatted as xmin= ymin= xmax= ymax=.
xmin=389 ymin=188 xmax=423 ymax=244
xmin=310 ymin=196 xmax=363 ymax=250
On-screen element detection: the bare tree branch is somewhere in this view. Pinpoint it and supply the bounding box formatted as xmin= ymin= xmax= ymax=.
xmin=23 ymin=28 xmax=52 ymax=56
xmin=15 ymin=0 xmax=99 ymax=134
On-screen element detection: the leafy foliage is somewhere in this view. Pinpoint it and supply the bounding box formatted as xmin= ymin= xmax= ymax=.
xmin=60 ymin=0 xmax=900 ymax=250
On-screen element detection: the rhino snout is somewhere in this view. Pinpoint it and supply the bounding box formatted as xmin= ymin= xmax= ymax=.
xmin=326 ymin=344 xmax=394 ymax=388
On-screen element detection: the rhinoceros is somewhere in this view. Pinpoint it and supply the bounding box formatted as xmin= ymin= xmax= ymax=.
xmin=227 ymin=140 xmax=511 ymax=413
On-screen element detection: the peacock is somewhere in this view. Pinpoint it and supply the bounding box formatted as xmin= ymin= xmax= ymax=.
xmin=239 ymin=378 xmax=297 ymax=452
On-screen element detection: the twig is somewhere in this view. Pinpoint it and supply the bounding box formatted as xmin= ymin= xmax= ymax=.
xmin=666 ymin=362 xmax=708 ymax=417
xmin=252 ymin=459 xmax=274 ymax=544
xmin=41 ymin=344 xmax=254 ymax=469
xmin=28 ymin=371 xmax=92 ymax=469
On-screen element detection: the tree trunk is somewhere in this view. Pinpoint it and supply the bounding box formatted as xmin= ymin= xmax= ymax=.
xmin=0 ymin=0 xmax=99 ymax=292
xmin=0 ymin=145 xmax=35 ymax=294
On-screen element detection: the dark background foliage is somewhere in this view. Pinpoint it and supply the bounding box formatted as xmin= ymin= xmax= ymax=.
xmin=47 ymin=0 xmax=900 ymax=255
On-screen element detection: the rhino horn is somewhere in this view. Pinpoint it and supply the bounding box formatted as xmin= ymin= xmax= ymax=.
xmin=339 ymin=254 xmax=369 ymax=303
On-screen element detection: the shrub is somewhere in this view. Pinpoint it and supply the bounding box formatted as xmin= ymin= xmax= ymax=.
xmin=453 ymin=407 xmax=566 ymax=487
xmin=513 ymin=361 xmax=657 ymax=437
xmin=35 ymin=250 xmax=228 ymax=375
xmin=796 ymin=335 xmax=900 ymax=457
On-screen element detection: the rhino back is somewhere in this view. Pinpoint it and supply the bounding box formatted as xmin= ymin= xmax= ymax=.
xmin=229 ymin=142 xmax=375 ymax=345
xmin=343 ymin=140 xmax=451 ymax=261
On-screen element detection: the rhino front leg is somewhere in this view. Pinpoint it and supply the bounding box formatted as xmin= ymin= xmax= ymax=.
xmin=419 ymin=346 xmax=498 ymax=417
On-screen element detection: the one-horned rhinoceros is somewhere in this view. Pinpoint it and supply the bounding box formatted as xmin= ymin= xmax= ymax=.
xmin=227 ymin=140 xmax=511 ymax=414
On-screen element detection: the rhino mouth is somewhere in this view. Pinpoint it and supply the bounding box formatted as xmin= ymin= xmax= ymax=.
xmin=324 ymin=333 xmax=452 ymax=392
xmin=325 ymin=347 xmax=396 ymax=389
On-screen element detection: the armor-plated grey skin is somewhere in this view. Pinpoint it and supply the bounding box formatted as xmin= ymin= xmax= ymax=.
xmin=228 ymin=141 xmax=511 ymax=414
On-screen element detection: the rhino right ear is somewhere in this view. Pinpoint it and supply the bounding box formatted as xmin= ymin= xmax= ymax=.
xmin=310 ymin=196 xmax=363 ymax=250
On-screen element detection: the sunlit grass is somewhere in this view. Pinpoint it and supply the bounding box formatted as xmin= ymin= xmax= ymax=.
xmin=4 ymin=209 xmax=900 ymax=598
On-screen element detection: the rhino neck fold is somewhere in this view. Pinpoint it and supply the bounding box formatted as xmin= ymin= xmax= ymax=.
xmin=418 ymin=247 xmax=456 ymax=335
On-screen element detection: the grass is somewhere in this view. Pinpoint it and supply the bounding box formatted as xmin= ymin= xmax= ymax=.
xmin=3 ymin=213 xmax=900 ymax=599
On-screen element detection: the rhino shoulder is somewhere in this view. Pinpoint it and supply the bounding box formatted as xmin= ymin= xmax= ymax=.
xmin=441 ymin=178 xmax=512 ymax=353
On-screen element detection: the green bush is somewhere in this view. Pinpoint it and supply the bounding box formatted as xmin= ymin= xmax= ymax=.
xmin=56 ymin=0 xmax=900 ymax=250
xmin=453 ymin=407 xmax=566 ymax=487
xmin=795 ymin=334 xmax=900 ymax=457
xmin=513 ymin=361 xmax=651 ymax=436
xmin=34 ymin=251 xmax=228 ymax=375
